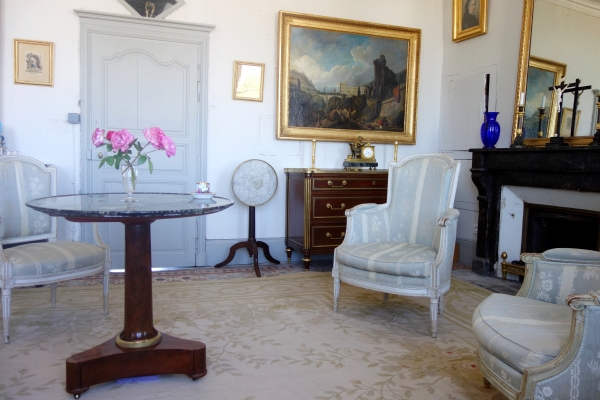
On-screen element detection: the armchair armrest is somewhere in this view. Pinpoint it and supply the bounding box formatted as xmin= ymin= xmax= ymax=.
xmin=438 ymin=209 xmax=460 ymax=227
xmin=342 ymin=203 xmax=389 ymax=245
xmin=345 ymin=202 xmax=386 ymax=217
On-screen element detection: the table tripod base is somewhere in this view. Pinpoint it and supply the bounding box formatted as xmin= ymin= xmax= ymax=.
xmin=66 ymin=333 xmax=206 ymax=396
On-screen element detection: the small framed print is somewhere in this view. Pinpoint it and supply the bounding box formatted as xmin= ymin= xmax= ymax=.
xmin=14 ymin=39 xmax=54 ymax=86
xmin=232 ymin=61 xmax=265 ymax=102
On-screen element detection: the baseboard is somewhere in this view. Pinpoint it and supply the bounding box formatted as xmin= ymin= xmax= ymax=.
xmin=456 ymin=238 xmax=477 ymax=267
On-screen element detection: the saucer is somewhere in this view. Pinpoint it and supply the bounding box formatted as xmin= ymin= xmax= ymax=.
xmin=190 ymin=192 xmax=216 ymax=200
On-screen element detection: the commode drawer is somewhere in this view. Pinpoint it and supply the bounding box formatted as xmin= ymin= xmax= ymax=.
xmin=313 ymin=178 xmax=387 ymax=190
xmin=312 ymin=225 xmax=346 ymax=248
xmin=312 ymin=196 xmax=387 ymax=218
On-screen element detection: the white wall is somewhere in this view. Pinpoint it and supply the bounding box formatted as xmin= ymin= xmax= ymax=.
xmin=440 ymin=0 xmax=524 ymax=265
xmin=0 ymin=0 xmax=444 ymax=243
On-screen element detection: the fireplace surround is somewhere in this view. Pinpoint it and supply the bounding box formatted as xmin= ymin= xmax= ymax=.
xmin=470 ymin=147 xmax=600 ymax=276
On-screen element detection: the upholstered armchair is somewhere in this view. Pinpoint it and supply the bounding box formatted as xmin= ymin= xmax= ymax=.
xmin=0 ymin=155 xmax=111 ymax=343
xmin=333 ymin=154 xmax=461 ymax=337
xmin=473 ymin=248 xmax=600 ymax=400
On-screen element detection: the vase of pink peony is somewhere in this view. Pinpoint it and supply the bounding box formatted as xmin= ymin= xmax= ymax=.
xmin=92 ymin=127 xmax=176 ymax=201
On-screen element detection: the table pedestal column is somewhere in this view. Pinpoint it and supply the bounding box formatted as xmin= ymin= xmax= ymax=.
xmin=65 ymin=221 xmax=207 ymax=398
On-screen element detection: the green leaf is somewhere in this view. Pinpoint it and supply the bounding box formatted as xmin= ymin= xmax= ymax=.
xmin=106 ymin=144 xmax=113 ymax=152
xmin=98 ymin=158 xmax=106 ymax=169
xmin=106 ymin=157 xmax=115 ymax=167
xmin=127 ymin=150 xmax=132 ymax=154
xmin=148 ymin=158 xmax=154 ymax=174
xmin=134 ymin=141 xmax=143 ymax=152
xmin=138 ymin=155 xmax=147 ymax=165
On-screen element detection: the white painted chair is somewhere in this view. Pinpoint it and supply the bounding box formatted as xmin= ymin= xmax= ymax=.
xmin=473 ymin=248 xmax=600 ymax=399
xmin=333 ymin=154 xmax=461 ymax=337
xmin=0 ymin=155 xmax=111 ymax=343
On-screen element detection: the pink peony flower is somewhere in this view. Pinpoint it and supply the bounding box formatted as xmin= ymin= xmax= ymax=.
xmin=143 ymin=127 xmax=165 ymax=150
xmin=92 ymin=128 xmax=105 ymax=147
xmin=110 ymin=129 xmax=135 ymax=153
xmin=161 ymin=135 xmax=176 ymax=158
xmin=106 ymin=130 xmax=116 ymax=140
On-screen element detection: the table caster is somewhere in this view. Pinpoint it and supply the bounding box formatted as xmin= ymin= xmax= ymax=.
xmin=74 ymin=395 xmax=81 ymax=399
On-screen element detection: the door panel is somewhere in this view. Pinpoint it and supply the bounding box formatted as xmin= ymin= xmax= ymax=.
xmin=89 ymin=34 xmax=200 ymax=269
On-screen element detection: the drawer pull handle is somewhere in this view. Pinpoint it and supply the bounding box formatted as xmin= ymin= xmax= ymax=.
xmin=326 ymin=232 xmax=345 ymax=240
xmin=327 ymin=180 xmax=347 ymax=188
xmin=326 ymin=203 xmax=345 ymax=210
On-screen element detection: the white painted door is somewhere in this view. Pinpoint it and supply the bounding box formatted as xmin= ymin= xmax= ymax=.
xmin=87 ymin=33 xmax=201 ymax=269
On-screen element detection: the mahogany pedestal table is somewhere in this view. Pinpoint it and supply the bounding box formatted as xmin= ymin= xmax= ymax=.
xmin=26 ymin=193 xmax=234 ymax=398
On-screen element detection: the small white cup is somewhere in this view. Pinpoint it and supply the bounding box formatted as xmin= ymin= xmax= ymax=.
xmin=196 ymin=182 xmax=210 ymax=193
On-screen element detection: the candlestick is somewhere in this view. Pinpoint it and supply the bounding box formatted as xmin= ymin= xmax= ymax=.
xmin=311 ymin=139 xmax=317 ymax=171
xmin=393 ymin=141 xmax=398 ymax=162
xmin=537 ymin=107 xmax=546 ymax=138
xmin=511 ymin=105 xmax=526 ymax=148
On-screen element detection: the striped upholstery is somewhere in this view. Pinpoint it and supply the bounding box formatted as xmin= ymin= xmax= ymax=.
xmin=5 ymin=242 xmax=106 ymax=277
xmin=333 ymin=154 xmax=460 ymax=338
xmin=472 ymin=293 xmax=571 ymax=389
xmin=0 ymin=159 xmax=52 ymax=241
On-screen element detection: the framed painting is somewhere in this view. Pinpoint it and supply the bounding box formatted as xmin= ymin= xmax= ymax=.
xmin=277 ymin=11 xmax=421 ymax=144
xmin=560 ymin=107 xmax=581 ymax=137
xmin=523 ymin=56 xmax=567 ymax=138
xmin=452 ymin=0 xmax=488 ymax=42
xmin=232 ymin=61 xmax=265 ymax=102
xmin=117 ymin=0 xmax=185 ymax=19
xmin=14 ymin=39 xmax=54 ymax=86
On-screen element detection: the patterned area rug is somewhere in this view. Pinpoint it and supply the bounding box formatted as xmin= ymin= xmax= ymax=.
xmin=0 ymin=273 xmax=504 ymax=399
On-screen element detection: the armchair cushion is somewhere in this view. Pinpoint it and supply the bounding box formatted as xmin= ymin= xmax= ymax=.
xmin=5 ymin=242 xmax=106 ymax=277
xmin=336 ymin=242 xmax=436 ymax=278
xmin=339 ymin=265 xmax=429 ymax=287
xmin=473 ymin=293 xmax=571 ymax=377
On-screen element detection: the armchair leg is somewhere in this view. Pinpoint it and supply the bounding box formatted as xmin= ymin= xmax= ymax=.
xmin=430 ymin=297 xmax=439 ymax=338
xmin=51 ymin=283 xmax=57 ymax=308
xmin=333 ymin=278 xmax=340 ymax=312
xmin=439 ymin=294 xmax=444 ymax=315
xmin=103 ymin=264 xmax=110 ymax=315
xmin=2 ymin=288 xmax=11 ymax=343
xmin=483 ymin=377 xmax=491 ymax=389
xmin=383 ymin=293 xmax=389 ymax=303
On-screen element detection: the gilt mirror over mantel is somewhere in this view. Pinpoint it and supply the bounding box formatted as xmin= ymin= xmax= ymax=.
xmin=513 ymin=0 xmax=600 ymax=147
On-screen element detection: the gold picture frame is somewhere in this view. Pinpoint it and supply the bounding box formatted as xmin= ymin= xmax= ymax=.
xmin=559 ymin=107 xmax=581 ymax=137
xmin=452 ymin=0 xmax=488 ymax=43
xmin=277 ymin=11 xmax=421 ymax=144
xmin=14 ymin=39 xmax=54 ymax=86
xmin=232 ymin=61 xmax=265 ymax=102
xmin=526 ymin=56 xmax=567 ymax=139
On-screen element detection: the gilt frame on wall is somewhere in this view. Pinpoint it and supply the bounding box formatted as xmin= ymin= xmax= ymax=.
xmin=452 ymin=0 xmax=488 ymax=42
xmin=277 ymin=11 xmax=421 ymax=144
xmin=14 ymin=39 xmax=54 ymax=86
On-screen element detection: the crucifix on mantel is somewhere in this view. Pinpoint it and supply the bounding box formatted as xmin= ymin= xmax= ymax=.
xmin=550 ymin=78 xmax=592 ymax=137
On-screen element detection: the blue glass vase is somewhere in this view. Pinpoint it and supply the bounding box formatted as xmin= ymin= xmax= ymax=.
xmin=480 ymin=112 xmax=501 ymax=149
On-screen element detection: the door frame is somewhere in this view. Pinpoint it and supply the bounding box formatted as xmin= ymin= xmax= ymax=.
xmin=77 ymin=11 xmax=214 ymax=265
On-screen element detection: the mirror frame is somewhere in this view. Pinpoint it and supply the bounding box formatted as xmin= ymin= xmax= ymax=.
xmin=512 ymin=0 xmax=593 ymax=147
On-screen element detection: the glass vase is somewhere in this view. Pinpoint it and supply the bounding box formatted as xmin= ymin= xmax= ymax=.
xmin=480 ymin=111 xmax=501 ymax=149
xmin=121 ymin=165 xmax=138 ymax=202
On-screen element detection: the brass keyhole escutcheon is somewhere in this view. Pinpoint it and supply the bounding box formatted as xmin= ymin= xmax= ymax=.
xmin=326 ymin=203 xmax=345 ymax=210
xmin=326 ymin=232 xmax=345 ymax=240
xmin=98 ymin=152 xmax=104 ymax=159
xmin=327 ymin=180 xmax=347 ymax=188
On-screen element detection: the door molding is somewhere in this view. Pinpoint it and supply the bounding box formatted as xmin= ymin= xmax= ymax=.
xmin=77 ymin=11 xmax=214 ymax=264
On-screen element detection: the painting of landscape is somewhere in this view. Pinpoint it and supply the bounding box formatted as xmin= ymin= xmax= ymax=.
xmin=277 ymin=12 xmax=421 ymax=143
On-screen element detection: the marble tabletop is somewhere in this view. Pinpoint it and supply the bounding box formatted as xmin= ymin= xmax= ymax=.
xmin=26 ymin=192 xmax=234 ymax=221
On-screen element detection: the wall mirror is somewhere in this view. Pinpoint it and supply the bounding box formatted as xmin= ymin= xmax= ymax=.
xmin=513 ymin=0 xmax=600 ymax=147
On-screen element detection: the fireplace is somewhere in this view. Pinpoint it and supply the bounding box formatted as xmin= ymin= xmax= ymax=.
xmin=470 ymin=147 xmax=600 ymax=276
xmin=523 ymin=204 xmax=600 ymax=253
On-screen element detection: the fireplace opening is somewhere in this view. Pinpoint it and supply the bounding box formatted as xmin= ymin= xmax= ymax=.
xmin=522 ymin=204 xmax=600 ymax=254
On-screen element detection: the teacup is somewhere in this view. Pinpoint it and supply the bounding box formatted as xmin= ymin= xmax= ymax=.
xmin=196 ymin=182 xmax=210 ymax=193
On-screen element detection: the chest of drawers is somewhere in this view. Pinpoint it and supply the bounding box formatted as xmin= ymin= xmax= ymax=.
xmin=284 ymin=168 xmax=388 ymax=269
